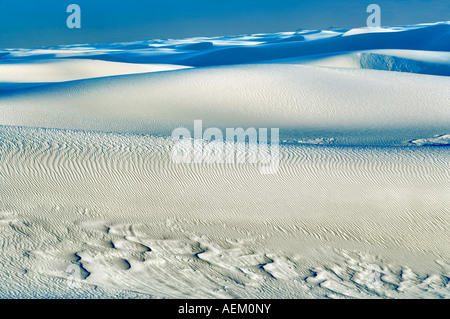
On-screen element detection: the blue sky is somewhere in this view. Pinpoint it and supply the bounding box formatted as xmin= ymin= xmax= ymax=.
xmin=0 ymin=0 xmax=448 ymax=48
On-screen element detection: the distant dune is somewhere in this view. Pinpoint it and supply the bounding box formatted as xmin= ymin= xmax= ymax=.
xmin=0 ymin=64 xmax=449 ymax=146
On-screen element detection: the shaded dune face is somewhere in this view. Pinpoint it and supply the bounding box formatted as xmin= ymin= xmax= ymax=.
xmin=0 ymin=22 xmax=449 ymax=298
xmin=1 ymin=22 xmax=450 ymax=72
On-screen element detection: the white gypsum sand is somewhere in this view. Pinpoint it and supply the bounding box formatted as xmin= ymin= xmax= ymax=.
xmin=0 ymin=22 xmax=449 ymax=299
xmin=0 ymin=64 xmax=448 ymax=138
xmin=0 ymin=127 xmax=449 ymax=298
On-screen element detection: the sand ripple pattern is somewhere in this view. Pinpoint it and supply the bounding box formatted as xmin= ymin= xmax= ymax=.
xmin=0 ymin=126 xmax=449 ymax=298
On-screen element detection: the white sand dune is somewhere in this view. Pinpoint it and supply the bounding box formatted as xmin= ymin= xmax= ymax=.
xmin=0 ymin=22 xmax=449 ymax=299
xmin=0 ymin=64 xmax=449 ymax=146
xmin=3 ymin=22 xmax=449 ymax=69
xmin=0 ymin=126 xmax=449 ymax=298
xmin=0 ymin=59 xmax=189 ymax=92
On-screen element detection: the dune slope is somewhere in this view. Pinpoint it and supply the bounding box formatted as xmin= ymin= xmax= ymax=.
xmin=0 ymin=64 xmax=449 ymax=146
